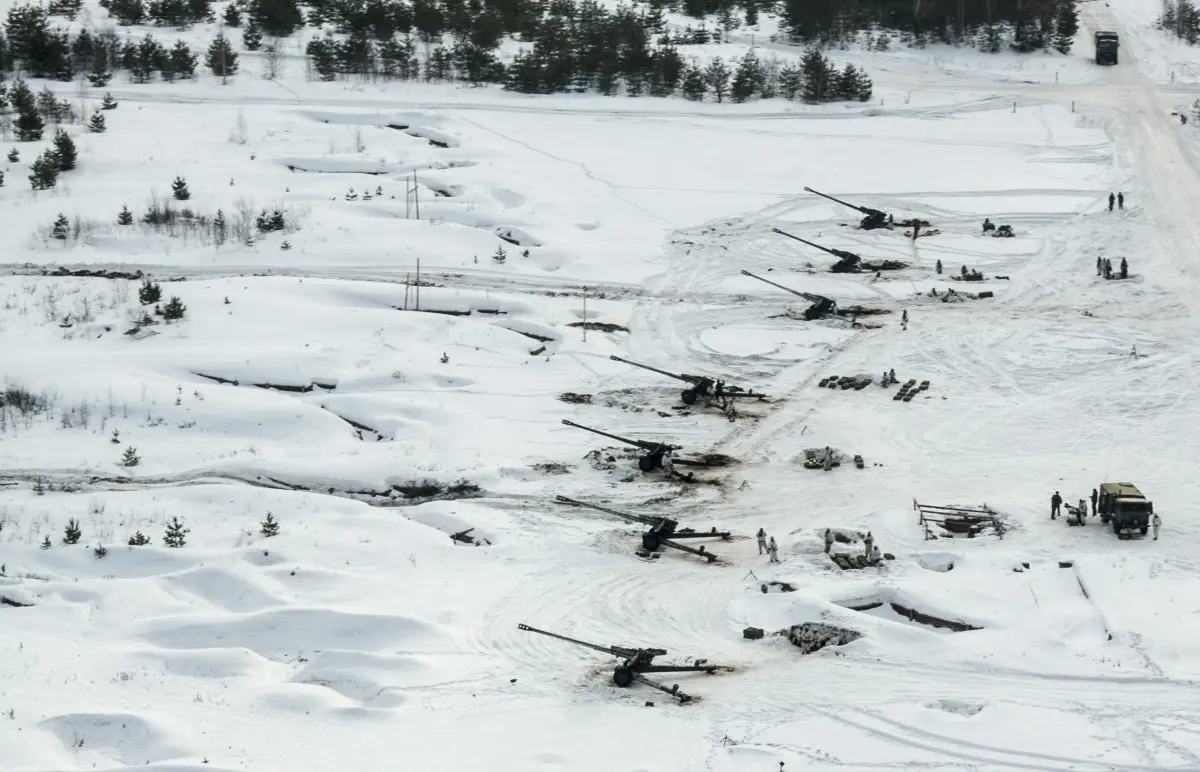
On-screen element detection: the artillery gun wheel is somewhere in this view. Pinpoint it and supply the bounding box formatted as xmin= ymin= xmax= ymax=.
xmin=681 ymin=389 xmax=698 ymax=405
xmin=642 ymin=532 xmax=661 ymax=551
xmin=638 ymin=455 xmax=658 ymax=472
xmin=613 ymin=667 xmax=635 ymax=687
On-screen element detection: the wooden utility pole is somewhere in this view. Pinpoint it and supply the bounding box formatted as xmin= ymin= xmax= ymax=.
xmin=582 ymin=288 xmax=587 ymax=342
xmin=416 ymin=258 xmax=421 ymax=311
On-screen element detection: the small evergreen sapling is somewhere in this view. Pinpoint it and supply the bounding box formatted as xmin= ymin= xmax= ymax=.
xmin=29 ymin=150 xmax=60 ymax=190
xmin=0 ymin=170 xmax=4 ymax=187
xmin=171 ymin=176 xmax=190 ymax=200
xmin=242 ymin=19 xmax=262 ymax=50
xmin=139 ymin=279 xmax=162 ymax=304
xmin=223 ymin=2 xmax=241 ymax=25
xmin=163 ymin=517 xmax=188 ymax=547
xmin=63 ymin=518 xmax=82 ymax=544
xmin=206 ymin=33 xmax=239 ymax=80
xmin=15 ymin=104 xmax=44 ymax=141
xmin=128 ymin=530 xmax=151 ymax=546
xmin=118 ymin=205 xmax=133 ymax=225
xmin=260 ymin=512 xmax=280 ymax=537
xmin=53 ymin=130 xmax=76 ymax=171
xmin=41 ymin=536 xmax=51 ymax=549
xmin=88 ymin=112 xmax=106 ymax=133
xmin=102 ymin=93 xmax=118 ymax=110
xmin=6 ymin=149 xmax=16 ymax=162
xmin=163 ymin=296 xmax=186 ymax=320
xmin=121 ymin=445 xmax=141 ymax=467
xmin=52 ymin=214 xmax=69 ymax=240
xmin=94 ymin=544 xmax=108 ymax=558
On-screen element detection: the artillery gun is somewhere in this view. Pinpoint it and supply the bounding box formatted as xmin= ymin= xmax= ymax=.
xmin=804 ymin=187 xmax=890 ymax=230
xmin=555 ymin=494 xmax=730 ymax=562
xmin=516 ymin=623 xmax=727 ymax=703
xmin=772 ymin=228 xmax=908 ymax=273
xmin=772 ymin=228 xmax=863 ymax=273
xmin=608 ymin=355 xmax=768 ymax=409
xmin=561 ymin=419 xmax=680 ymax=472
xmin=740 ymin=270 xmax=838 ymax=320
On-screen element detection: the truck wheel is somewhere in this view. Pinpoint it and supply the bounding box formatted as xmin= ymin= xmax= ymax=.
xmin=638 ymin=455 xmax=657 ymax=472
xmin=681 ymin=389 xmax=697 ymax=405
xmin=1112 ymin=519 xmax=1121 ymax=535
xmin=642 ymin=532 xmax=660 ymax=551
xmin=1140 ymin=526 xmax=1149 ymax=536
xmin=613 ymin=667 xmax=635 ymax=687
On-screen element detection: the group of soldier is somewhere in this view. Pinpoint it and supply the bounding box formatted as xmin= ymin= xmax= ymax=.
xmin=1050 ymin=490 xmax=1162 ymax=539
xmin=1107 ymin=192 xmax=1125 ymax=211
xmin=755 ymin=528 xmax=780 ymax=562
xmin=1097 ymin=256 xmax=1128 ymax=280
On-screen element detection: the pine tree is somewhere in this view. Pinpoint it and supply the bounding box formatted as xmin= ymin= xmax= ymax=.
xmin=28 ymin=150 xmax=59 ymax=190
xmin=171 ymin=176 xmax=190 ymax=200
xmin=53 ymin=129 xmax=76 ymax=171
xmin=121 ymin=445 xmax=140 ymax=466
xmin=139 ymin=279 xmax=162 ymax=303
xmin=260 ymin=511 xmax=280 ymax=537
xmin=7 ymin=149 xmax=17 ymax=162
xmin=0 ymin=171 xmax=4 ymax=188
xmin=118 ymin=204 xmax=134 ymax=224
xmin=102 ymin=92 xmax=118 ymax=110
xmin=94 ymin=544 xmax=108 ymax=558
xmin=242 ymin=19 xmax=262 ymax=50
xmin=703 ymin=57 xmax=731 ymax=102
xmin=163 ymin=517 xmax=188 ymax=547
xmin=730 ymin=50 xmax=762 ymax=103
xmin=170 ymin=40 xmax=197 ymax=78
xmin=41 ymin=535 xmax=51 ymax=549
xmin=52 ymin=213 xmax=69 ymax=239
xmin=213 ymin=208 xmax=227 ymax=246
xmin=128 ymin=530 xmax=151 ymax=545
xmin=778 ymin=61 xmax=802 ymax=100
xmin=854 ymin=68 xmax=873 ymax=102
xmin=799 ymin=48 xmax=833 ymax=104
xmin=15 ymin=104 xmax=44 ymax=141
xmin=206 ymin=33 xmax=238 ymax=79
xmin=680 ymin=63 xmax=706 ymax=101
xmin=835 ymin=63 xmax=858 ymax=101
xmin=62 ymin=517 xmax=82 ymax=544
xmin=1054 ymin=0 xmax=1079 ymax=54
xmin=223 ymin=1 xmax=240 ymax=25
xmin=250 ymin=0 xmax=303 ymax=37
xmin=162 ymin=295 xmax=186 ymax=320
xmin=88 ymin=112 xmax=106 ymax=133
xmin=88 ymin=47 xmax=112 ymax=86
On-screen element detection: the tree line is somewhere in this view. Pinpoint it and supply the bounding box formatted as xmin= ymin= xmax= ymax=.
xmin=767 ymin=0 xmax=1079 ymax=52
xmin=0 ymin=0 xmax=874 ymax=103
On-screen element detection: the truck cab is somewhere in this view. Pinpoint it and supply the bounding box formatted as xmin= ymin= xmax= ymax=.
xmin=1095 ymin=31 xmax=1119 ymax=65
xmin=1097 ymin=482 xmax=1151 ymax=535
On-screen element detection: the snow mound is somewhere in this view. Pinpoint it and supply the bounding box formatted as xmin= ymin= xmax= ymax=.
xmin=38 ymin=712 xmax=196 ymax=765
xmin=158 ymin=565 xmax=285 ymax=613
xmin=914 ymin=552 xmax=959 ymax=572
xmin=291 ymin=650 xmax=437 ymax=706
xmin=140 ymin=607 xmax=445 ymax=661
xmin=924 ymin=699 xmax=987 ymax=716
xmin=137 ymin=647 xmax=271 ymax=680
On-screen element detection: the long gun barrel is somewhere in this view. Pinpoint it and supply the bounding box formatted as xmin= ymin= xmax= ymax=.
xmin=803 ymin=187 xmax=885 ymax=218
xmin=609 ymin=355 xmax=701 ymax=385
xmin=741 ymin=270 xmax=822 ymax=304
xmin=561 ymin=419 xmax=680 ymax=451
xmin=771 ymin=229 xmax=862 ymax=263
xmin=517 ymin=623 xmax=662 ymax=659
xmin=555 ymin=494 xmax=664 ymax=528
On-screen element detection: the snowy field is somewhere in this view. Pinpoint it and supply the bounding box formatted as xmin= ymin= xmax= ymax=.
xmin=9 ymin=0 xmax=1200 ymax=770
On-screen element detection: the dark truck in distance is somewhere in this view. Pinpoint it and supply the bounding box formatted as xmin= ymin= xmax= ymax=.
xmin=1095 ymin=31 xmax=1119 ymax=65
xmin=1097 ymin=482 xmax=1152 ymax=536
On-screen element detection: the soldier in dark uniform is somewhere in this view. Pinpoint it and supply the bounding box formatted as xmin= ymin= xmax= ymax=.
xmin=1051 ymin=491 xmax=1062 ymax=520
xmin=1108 ymin=193 xmax=1115 ymax=211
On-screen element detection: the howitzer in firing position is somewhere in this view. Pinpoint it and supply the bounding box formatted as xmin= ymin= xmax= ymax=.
xmin=608 ymin=355 xmax=768 ymax=409
xmin=555 ymin=494 xmax=730 ymax=562
xmin=772 ymin=228 xmax=864 ymax=273
xmin=741 ymin=270 xmax=838 ymax=320
xmin=517 ymin=623 xmax=728 ymax=702
xmin=561 ymin=419 xmax=680 ymax=472
xmin=804 ymin=187 xmax=890 ymax=230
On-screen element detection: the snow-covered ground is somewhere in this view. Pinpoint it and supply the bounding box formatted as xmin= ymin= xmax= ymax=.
xmin=8 ymin=0 xmax=1200 ymax=770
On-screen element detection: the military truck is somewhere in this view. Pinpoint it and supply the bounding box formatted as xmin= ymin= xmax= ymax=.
xmin=1097 ymin=482 xmax=1152 ymax=536
xmin=1095 ymin=31 xmax=1119 ymax=65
